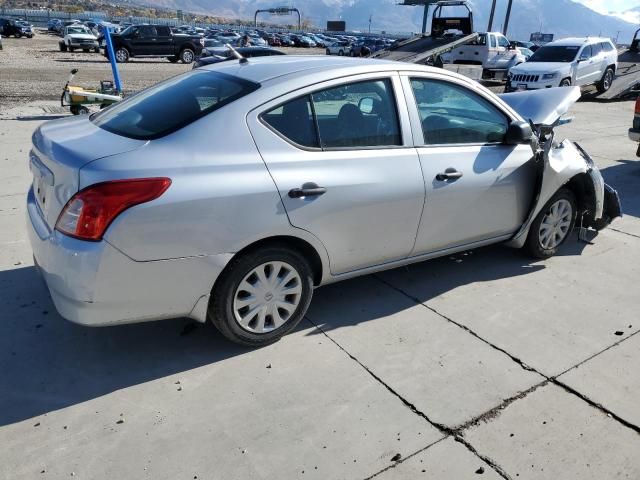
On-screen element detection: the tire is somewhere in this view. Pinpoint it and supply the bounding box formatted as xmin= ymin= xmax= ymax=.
xmin=559 ymin=78 xmax=571 ymax=87
xmin=168 ymin=56 xmax=179 ymax=63
xmin=180 ymin=48 xmax=195 ymax=63
xmin=115 ymin=47 xmax=129 ymax=63
xmin=326 ymin=48 xmax=330 ymax=55
xmin=83 ymin=49 xmax=90 ymax=53
xmin=209 ymin=246 xmax=314 ymax=347
xmin=59 ymin=42 xmax=67 ymax=52
xmin=596 ymin=67 xmax=614 ymax=93
xmin=69 ymin=46 xmax=74 ymax=52
xmin=69 ymin=105 xmax=80 ymax=115
xmin=338 ymin=49 xmax=344 ymax=56
xmin=525 ymin=188 xmax=577 ymax=259
xmin=94 ymin=47 xmax=99 ymax=53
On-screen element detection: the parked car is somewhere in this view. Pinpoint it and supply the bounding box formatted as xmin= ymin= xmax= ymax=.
xmin=59 ymin=25 xmax=99 ymax=52
xmin=629 ymin=95 xmax=640 ymax=157
xmin=102 ymin=24 xmax=204 ymax=63
xmin=278 ymin=34 xmax=295 ymax=47
xmin=48 ymin=19 xmax=62 ymax=32
xmin=291 ymin=35 xmax=316 ymax=48
xmin=193 ymin=46 xmax=285 ymax=68
xmin=326 ymin=40 xmax=352 ymax=56
xmin=506 ymin=37 xmax=618 ymax=93
xmin=267 ymin=35 xmax=282 ymax=47
xmin=0 ymin=18 xmax=33 ymax=38
xmin=26 ymin=57 xmax=620 ymax=346
xmin=15 ymin=20 xmax=34 ymax=37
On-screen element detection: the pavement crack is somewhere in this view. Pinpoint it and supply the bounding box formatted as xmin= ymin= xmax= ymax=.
xmin=305 ymin=315 xmax=454 ymax=435
xmin=362 ymin=438 xmax=446 ymax=480
xmin=452 ymin=436 xmax=514 ymax=480
xmin=374 ymin=275 xmax=539 ymax=374
xmin=550 ymin=378 xmax=640 ymax=435
xmin=609 ymin=227 xmax=640 ymax=240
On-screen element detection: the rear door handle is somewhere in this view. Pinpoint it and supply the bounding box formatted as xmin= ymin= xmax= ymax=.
xmin=436 ymin=168 xmax=463 ymax=182
xmin=288 ymin=182 xmax=327 ymax=198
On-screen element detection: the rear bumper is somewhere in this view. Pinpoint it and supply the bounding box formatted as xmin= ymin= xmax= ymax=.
xmin=629 ymin=128 xmax=640 ymax=143
xmin=27 ymin=187 xmax=231 ymax=326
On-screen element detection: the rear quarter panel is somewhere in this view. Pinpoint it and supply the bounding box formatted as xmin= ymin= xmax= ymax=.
xmin=80 ymin=98 xmax=294 ymax=261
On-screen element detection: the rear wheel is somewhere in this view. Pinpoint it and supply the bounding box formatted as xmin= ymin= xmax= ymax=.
xmin=180 ymin=48 xmax=195 ymax=63
xmin=59 ymin=41 xmax=67 ymax=52
xmin=525 ymin=188 xmax=577 ymax=259
xmin=596 ymin=67 xmax=614 ymax=93
xmin=69 ymin=46 xmax=75 ymax=52
xmin=560 ymin=78 xmax=571 ymax=87
xmin=209 ymin=246 xmax=314 ymax=347
xmin=94 ymin=46 xmax=100 ymax=53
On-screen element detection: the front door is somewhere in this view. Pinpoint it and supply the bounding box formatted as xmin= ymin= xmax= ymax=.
xmin=402 ymin=74 xmax=536 ymax=255
xmin=248 ymin=74 xmax=425 ymax=275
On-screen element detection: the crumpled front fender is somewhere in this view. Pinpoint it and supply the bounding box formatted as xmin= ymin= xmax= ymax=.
xmin=507 ymin=139 xmax=619 ymax=248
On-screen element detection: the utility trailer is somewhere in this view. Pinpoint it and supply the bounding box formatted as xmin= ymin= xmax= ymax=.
xmin=372 ymin=1 xmax=479 ymax=72
xmin=594 ymin=30 xmax=640 ymax=101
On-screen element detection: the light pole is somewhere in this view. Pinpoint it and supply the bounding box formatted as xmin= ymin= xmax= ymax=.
xmin=368 ymin=14 xmax=372 ymax=34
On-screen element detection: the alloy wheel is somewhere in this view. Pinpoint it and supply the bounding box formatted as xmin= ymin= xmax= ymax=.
xmin=233 ymin=261 xmax=302 ymax=334
xmin=115 ymin=49 xmax=128 ymax=62
xmin=603 ymin=70 xmax=613 ymax=90
xmin=538 ymin=199 xmax=572 ymax=249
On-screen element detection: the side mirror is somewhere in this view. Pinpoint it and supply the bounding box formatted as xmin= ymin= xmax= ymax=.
xmin=577 ymin=54 xmax=589 ymax=62
xmin=504 ymin=120 xmax=533 ymax=145
xmin=358 ymin=97 xmax=374 ymax=114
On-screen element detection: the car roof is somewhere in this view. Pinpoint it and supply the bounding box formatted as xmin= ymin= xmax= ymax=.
xmin=200 ymin=55 xmax=461 ymax=86
xmin=547 ymin=37 xmax=611 ymax=47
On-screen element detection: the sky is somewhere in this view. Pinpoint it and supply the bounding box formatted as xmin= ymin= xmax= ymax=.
xmin=574 ymin=0 xmax=637 ymax=14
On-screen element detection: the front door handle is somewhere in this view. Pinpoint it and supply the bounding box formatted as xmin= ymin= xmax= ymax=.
xmin=436 ymin=168 xmax=463 ymax=182
xmin=288 ymin=182 xmax=327 ymax=199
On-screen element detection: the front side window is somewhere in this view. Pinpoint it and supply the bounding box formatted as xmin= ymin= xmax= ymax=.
xmin=410 ymin=78 xmax=508 ymax=145
xmin=489 ymin=35 xmax=497 ymax=48
xmin=92 ymin=70 xmax=259 ymax=140
xmin=580 ymin=45 xmax=592 ymax=59
xmin=590 ymin=43 xmax=602 ymax=56
xmin=497 ymin=35 xmax=510 ymax=48
xmin=262 ymin=78 xmax=401 ymax=149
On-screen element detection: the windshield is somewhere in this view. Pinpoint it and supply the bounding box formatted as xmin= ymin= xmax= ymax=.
xmin=528 ymin=45 xmax=580 ymax=63
xmin=91 ymin=70 xmax=259 ymax=140
xmin=67 ymin=26 xmax=90 ymax=34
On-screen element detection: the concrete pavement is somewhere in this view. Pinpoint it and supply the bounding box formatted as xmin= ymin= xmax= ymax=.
xmin=1 ymin=100 xmax=639 ymax=479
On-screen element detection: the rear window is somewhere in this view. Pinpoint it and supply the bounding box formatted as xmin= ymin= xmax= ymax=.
xmin=92 ymin=70 xmax=259 ymax=140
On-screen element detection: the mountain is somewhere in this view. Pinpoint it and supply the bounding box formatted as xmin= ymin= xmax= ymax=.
xmin=134 ymin=0 xmax=638 ymax=41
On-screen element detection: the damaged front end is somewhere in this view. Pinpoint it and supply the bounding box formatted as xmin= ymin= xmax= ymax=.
xmin=498 ymin=87 xmax=622 ymax=249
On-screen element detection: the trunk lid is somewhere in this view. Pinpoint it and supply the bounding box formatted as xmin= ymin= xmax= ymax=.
xmin=30 ymin=116 xmax=146 ymax=229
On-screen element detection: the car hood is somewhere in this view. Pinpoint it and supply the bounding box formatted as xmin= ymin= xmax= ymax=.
xmin=498 ymin=86 xmax=581 ymax=127
xmin=510 ymin=62 xmax=572 ymax=74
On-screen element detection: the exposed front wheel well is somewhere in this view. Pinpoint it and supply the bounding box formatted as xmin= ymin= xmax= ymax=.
xmin=563 ymin=173 xmax=598 ymax=226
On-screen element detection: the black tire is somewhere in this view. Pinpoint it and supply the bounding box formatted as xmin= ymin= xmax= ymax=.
xmin=69 ymin=105 xmax=80 ymax=115
xmin=596 ymin=67 xmax=614 ymax=93
xmin=180 ymin=48 xmax=195 ymax=63
xmin=559 ymin=78 xmax=571 ymax=87
xmin=168 ymin=56 xmax=179 ymax=63
xmin=59 ymin=42 xmax=67 ymax=52
xmin=525 ymin=188 xmax=577 ymax=259
xmin=209 ymin=246 xmax=314 ymax=347
xmin=69 ymin=46 xmax=75 ymax=52
xmin=115 ymin=47 xmax=129 ymax=63
xmin=326 ymin=48 xmax=330 ymax=55
xmin=83 ymin=49 xmax=90 ymax=53
xmin=94 ymin=47 xmax=100 ymax=53
xmin=338 ymin=49 xmax=344 ymax=56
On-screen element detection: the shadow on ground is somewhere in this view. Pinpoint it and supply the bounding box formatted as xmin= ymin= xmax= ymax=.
xmin=600 ymin=159 xmax=640 ymax=219
xmin=0 ymin=266 xmax=247 ymax=427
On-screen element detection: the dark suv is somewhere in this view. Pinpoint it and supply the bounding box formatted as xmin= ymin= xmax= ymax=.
xmin=0 ymin=18 xmax=34 ymax=38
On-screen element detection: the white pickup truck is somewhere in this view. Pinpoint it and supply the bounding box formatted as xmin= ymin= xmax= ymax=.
xmin=443 ymin=32 xmax=526 ymax=80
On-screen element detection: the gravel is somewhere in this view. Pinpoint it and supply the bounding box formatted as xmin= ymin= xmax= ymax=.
xmin=0 ymin=31 xmax=326 ymax=111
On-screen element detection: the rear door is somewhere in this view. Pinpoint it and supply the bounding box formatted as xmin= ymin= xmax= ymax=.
xmin=248 ymin=73 xmax=425 ymax=275
xmin=401 ymin=73 xmax=536 ymax=254
xmin=155 ymin=26 xmax=173 ymax=55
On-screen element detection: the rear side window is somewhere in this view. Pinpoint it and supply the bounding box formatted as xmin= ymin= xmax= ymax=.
xmin=262 ymin=95 xmax=319 ymax=148
xmin=261 ymin=78 xmax=401 ymax=149
xmin=601 ymin=42 xmax=615 ymax=52
xmin=591 ymin=43 xmax=602 ymax=56
xmin=92 ymin=70 xmax=259 ymax=140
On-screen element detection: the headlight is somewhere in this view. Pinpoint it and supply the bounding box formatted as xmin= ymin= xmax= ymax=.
xmin=542 ymin=73 xmax=558 ymax=80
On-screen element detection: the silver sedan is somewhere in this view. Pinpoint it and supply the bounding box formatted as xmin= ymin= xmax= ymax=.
xmin=26 ymin=56 xmax=621 ymax=345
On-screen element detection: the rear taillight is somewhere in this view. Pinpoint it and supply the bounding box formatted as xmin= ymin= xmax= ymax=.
xmin=56 ymin=178 xmax=171 ymax=241
xmin=635 ymin=97 xmax=640 ymax=115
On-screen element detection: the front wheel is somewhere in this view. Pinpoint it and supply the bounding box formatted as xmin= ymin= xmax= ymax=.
xmin=180 ymin=48 xmax=195 ymax=63
xmin=209 ymin=246 xmax=314 ymax=347
xmin=596 ymin=67 xmax=614 ymax=93
xmin=115 ymin=47 xmax=129 ymax=63
xmin=525 ymin=188 xmax=577 ymax=259
xmin=559 ymin=78 xmax=571 ymax=87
